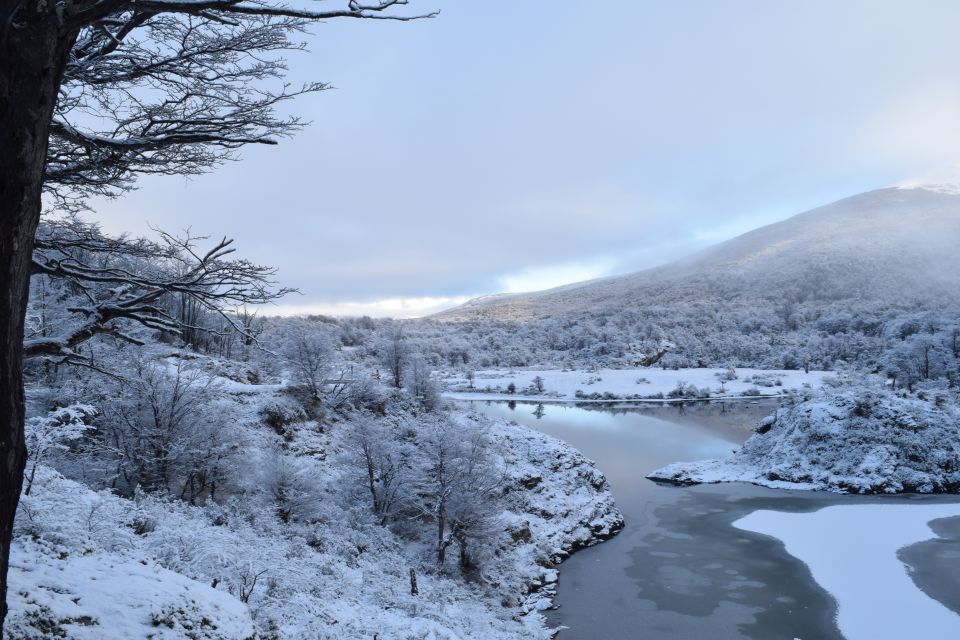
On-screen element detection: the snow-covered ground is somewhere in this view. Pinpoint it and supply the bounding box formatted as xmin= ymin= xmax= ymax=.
xmin=8 ymin=540 xmax=255 ymax=640
xmin=649 ymin=384 xmax=960 ymax=494
xmin=7 ymin=405 xmax=622 ymax=639
xmin=492 ymin=418 xmax=624 ymax=613
xmin=735 ymin=504 xmax=960 ymax=640
xmin=442 ymin=367 xmax=834 ymax=403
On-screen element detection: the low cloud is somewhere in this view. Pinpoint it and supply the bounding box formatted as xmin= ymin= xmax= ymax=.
xmin=270 ymin=296 xmax=473 ymax=319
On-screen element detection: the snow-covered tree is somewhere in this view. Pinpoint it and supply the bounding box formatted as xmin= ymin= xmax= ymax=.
xmin=0 ymin=3 xmax=432 ymax=625
xmin=102 ymin=358 xmax=228 ymax=500
xmin=282 ymin=320 xmax=337 ymax=400
xmin=378 ymin=328 xmax=410 ymax=389
xmin=23 ymin=405 xmax=96 ymax=496
xmin=405 ymin=355 xmax=440 ymax=410
xmin=347 ymin=416 xmax=410 ymax=524
xmin=27 ymin=217 xmax=291 ymax=370
xmin=413 ymin=418 xmax=503 ymax=571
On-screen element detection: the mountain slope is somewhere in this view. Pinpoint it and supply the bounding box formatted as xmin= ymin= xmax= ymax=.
xmin=436 ymin=187 xmax=960 ymax=322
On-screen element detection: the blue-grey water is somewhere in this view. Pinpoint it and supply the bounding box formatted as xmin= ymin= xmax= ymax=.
xmin=466 ymin=400 xmax=960 ymax=640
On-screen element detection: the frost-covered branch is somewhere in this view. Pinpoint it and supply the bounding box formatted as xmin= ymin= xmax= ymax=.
xmin=26 ymin=216 xmax=293 ymax=363
xmin=42 ymin=2 xmax=433 ymax=206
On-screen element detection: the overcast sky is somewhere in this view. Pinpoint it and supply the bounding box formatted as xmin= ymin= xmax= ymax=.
xmin=90 ymin=0 xmax=960 ymax=317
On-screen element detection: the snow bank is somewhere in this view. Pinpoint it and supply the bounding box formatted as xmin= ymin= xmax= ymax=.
xmin=734 ymin=504 xmax=960 ymax=640
xmin=649 ymin=385 xmax=960 ymax=493
xmin=442 ymin=367 xmax=832 ymax=403
xmin=7 ymin=540 xmax=254 ymax=640
xmin=489 ymin=418 xmax=624 ymax=613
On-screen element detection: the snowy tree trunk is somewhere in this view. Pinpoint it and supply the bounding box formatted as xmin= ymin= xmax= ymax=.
xmin=0 ymin=14 xmax=75 ymax=632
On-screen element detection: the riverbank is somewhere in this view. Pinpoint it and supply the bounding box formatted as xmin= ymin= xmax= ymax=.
xmin=441 ymin=367 xmax=834 ymax=403
xmin=489 ymin=418 xmax=624 ymax=618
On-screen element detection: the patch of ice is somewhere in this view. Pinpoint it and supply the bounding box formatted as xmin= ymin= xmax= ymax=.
xmin=734 ymin=504 xmax=960 ymax=640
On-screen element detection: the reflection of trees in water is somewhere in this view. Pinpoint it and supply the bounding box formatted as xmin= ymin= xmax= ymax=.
xmin=568 ymin=399 xmax=776 ymax=430
xmin=465 ymin=398 xmax=774 ymax=435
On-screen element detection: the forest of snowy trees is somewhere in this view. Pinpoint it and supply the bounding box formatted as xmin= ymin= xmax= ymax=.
xmin=9 ymin=219 xmax=623 ymax=637
xmin=235 ymin=302 xmax=960 ymax=396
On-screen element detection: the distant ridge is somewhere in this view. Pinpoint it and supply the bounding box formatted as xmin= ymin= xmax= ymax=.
xmin=434 ymin=187 xmax=960 ymax=322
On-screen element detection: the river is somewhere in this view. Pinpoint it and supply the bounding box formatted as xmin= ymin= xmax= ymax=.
xmin=466 ymin=399 xmax=960 ymax=640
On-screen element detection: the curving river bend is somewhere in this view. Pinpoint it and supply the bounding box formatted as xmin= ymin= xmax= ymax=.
xmin=466 ymin=400 xmax=960 ymax=640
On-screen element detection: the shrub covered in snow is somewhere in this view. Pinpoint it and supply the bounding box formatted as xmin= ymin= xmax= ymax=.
xmin=10 ymin=392 xmax=623 ymax=639
xmin=649 ymin=383 xmax=960 ymax=494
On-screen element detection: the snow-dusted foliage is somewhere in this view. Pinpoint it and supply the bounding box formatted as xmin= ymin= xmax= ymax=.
xmin=10 ymin=405 xmax=621 ymax=639
xmin=649 ymin=382 xmax=960 ymax=494
xmin=15 ymin=294 xmax=623 ymax=640
xmin=22 ymin=404 xmax=96 ymax=497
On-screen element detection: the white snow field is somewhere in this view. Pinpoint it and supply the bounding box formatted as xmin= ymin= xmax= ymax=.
xmin=734 ymin=504 xmax=960 ymax=640
xmin=8 ymin=540 xmax=255 ymax=640
xmin=442 ymin=367 xmax=833 ymax=402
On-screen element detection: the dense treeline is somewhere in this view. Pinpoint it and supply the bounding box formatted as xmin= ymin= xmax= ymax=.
xmin=230 ymin=300 xmax=960 ymax=395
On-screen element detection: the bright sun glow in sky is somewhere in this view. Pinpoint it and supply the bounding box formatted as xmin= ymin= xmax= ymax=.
xmin=87 ymin=0 xmax=960 ymax=318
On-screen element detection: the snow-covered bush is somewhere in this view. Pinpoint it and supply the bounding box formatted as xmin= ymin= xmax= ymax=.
xmin=260 ymin=399 xmax=308 ymax=436
xmin=23 ymin=404 xmax=96 ymax=496
xmin=715 ymin=368 xmax=738 ymax=382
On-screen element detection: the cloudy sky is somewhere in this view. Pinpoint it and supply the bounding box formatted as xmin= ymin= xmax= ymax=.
xmin=91 ymin=0 xmax=960 ymax=317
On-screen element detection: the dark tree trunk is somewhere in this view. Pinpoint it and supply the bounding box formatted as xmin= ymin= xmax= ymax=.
xmin=0 ymin=13 xmax=75 ymax=633
xmin=436 ymin=504 xmax=447 ymax=565
xmin=408 ymin=568 xmax=418 ymax=596
xmin=456 ymin=529 xmax=470 ymax=571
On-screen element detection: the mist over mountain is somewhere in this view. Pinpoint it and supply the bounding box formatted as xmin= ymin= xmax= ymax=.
xmin=437 ymin=187 xmax=960 ymax=323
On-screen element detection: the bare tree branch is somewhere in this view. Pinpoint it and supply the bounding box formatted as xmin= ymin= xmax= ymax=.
xmin=44 ymin=2 xmax=435 ymax=205
xmin=28 ymin=216 xmax=295 ymax=362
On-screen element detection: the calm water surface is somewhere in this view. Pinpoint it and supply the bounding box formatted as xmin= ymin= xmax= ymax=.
xmin=466 ymin=400 xmax=960 ymax=640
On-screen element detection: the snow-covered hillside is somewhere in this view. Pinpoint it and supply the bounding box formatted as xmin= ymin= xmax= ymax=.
xmin=7 ymin=397 xmax=622 ymax=639
xmin=436 ymin=187 xmax=960 ymax=322
xmin=649 ymin=384 xmax=960 ymax=493
xmin=13 ymin=220 xmax=632 ymax=640
xmin=8 ymin=536 xmax=255 ymax=640
xmin=442 ymin=367 xmax=833 ymax=402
